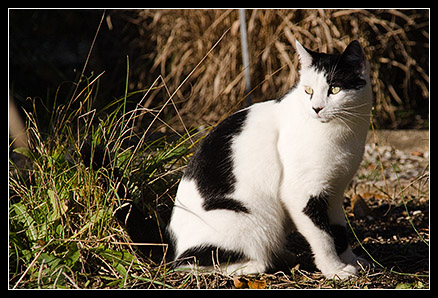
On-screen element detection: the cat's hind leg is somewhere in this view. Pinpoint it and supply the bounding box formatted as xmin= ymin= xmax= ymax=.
xmin=221 ymin=260 xmax=267 ymax=275
xmin=172 ymin=246 xmax=268 ymax=276
xmin=222 ymin=248 xmax=297 ymax=275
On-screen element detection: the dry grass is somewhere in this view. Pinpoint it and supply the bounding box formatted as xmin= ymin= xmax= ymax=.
xmin=123 ymin=9 xmax=428 ymax=130
xmin=9 ymin=9 xmax=429 ymax=289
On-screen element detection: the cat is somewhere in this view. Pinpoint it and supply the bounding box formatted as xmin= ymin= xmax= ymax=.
xmin=166 ymin=39 xmax=373 ymax=279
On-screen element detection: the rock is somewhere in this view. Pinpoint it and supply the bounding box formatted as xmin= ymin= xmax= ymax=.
xmin=351 ymin=194 xmax=374 ymax=219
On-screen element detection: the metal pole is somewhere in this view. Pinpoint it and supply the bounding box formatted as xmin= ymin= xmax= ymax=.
xmin=239 ymin=9 xmax=252 ymax=106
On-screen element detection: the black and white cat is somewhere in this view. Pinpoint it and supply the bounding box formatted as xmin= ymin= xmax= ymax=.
xmin=167 ymin=40 xmax=373 ymax=279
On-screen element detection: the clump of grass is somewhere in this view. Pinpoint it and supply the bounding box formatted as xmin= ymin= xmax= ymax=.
xmin=8 ymin=64 xmax=194 ymax=288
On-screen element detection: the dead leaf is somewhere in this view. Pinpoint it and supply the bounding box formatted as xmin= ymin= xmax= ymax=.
xmin=361 ymin=192 xmax=376 ymax=200
xmin=361 ymin=192 xmax=388 ymax=201
xmin=233 ymin=277 xmax=248 ymax=289
xmin=233 ymin=277 xmax=267 ymax=289
xmin=412 ymin=151 xmax=424 ymax=157
xmin=248 ymin=279 xmax=267 ymax=289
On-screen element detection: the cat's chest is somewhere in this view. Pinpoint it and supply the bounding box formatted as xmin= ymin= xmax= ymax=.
xmin=277 ymin=122 xmax=364 ymax=188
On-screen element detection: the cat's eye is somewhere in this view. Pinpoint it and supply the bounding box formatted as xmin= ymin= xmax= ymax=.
xmin=330 ymin=86 xmax=341 ymax=95
xmin=304 ymin=86 xmax=313 ymax=95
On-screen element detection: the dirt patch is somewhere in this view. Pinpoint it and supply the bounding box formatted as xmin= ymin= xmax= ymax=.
xmin=366 ymin=130 xmax=429 ymax=152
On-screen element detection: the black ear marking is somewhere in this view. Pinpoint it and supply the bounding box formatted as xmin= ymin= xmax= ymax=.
xmin=341 ymin=40 xmax=366 ymax=74
xmin=299 ymin=40 xmax=367 ymax=91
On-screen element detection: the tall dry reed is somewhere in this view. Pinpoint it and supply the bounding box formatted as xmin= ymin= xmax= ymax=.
xmin=122 ymin=9 xmax=428 ymax=130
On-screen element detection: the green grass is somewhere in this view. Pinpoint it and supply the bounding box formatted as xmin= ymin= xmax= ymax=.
xmin=9 ymin=67 xmax=196 ymax=289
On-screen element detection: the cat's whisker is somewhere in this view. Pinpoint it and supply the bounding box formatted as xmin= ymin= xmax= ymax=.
xmin=330 ymin=113 xmax=356 ymax=135
xmin=329 ymin=106 xmax=371 ymax=123
xmin=338 ymin=102 xmax=370 ymax=111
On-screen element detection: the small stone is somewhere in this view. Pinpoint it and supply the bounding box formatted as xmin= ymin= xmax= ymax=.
xmin=412 ymin=210 xmax=422 ymax=216
xmin=351 ymin=194 xmax=374 ymax=219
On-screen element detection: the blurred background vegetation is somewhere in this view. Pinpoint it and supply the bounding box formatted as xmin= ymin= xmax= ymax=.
xmin=9 ymin=9 xmax=429 ymax=133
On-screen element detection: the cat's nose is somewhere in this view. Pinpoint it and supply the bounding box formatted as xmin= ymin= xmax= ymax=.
xmin=313 ymin=106 xmax=323 ymax=114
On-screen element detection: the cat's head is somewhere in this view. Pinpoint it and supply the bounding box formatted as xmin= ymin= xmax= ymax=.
xmin=295 ymin=40 xmax=372 ymax=124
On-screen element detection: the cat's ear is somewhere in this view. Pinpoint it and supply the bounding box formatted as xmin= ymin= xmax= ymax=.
xmin=295 ymin=40 xmax=313 ymax=69
xmin=340 ymin=40 xmax=366 ymax=74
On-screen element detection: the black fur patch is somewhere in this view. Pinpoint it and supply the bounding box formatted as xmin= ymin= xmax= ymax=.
xmin=202 ymin=197 xmax=249 ymax=213
xmin=330 ymin=224 xmax=349 ymax=254
xmin=302 ymin=195 xmax=349 ymax=255
xmin=302 ymin=194 xmax=331 ymax=234
xmin=304 ymin=41 xmax=367 ymax=91
xmin=184 ymin=109 xmax=250 ymax=213
xmin=173 ymin=245 xmax=245 ymax=268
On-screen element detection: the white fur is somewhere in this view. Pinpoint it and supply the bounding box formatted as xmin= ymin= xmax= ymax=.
xmin=168 ymin=41 xmax=373 ymax=279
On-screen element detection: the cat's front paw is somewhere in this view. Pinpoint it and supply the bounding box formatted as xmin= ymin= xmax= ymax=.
xmin=339 ymin=248 xmax=371 ymax=272
xmin=355 ymin=256 xmax=371 ymax=269
xmin=323 ymin=264 xmax=358 ymax=280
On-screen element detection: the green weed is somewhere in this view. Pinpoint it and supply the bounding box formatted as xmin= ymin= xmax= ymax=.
xmin=9 ymin=66 xmax=193 ymax=288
